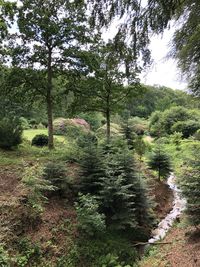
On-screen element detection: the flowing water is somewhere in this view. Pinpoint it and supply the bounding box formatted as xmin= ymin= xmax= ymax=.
xmin=148 ymin=173 xmax=187 ymax=244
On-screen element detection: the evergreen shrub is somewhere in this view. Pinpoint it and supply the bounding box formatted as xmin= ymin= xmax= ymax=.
xmin=75 ymin=193 xmax=106 ymax=236
xmin=43 ymin=162 xmax=71 ymax=197
xmin=31 ymin=134 xmax=48 ymax=147
xmin=0 ymin=117 xmax=23 ymax=150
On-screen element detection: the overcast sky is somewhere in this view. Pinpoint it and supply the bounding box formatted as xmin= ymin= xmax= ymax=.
xmin=140 ymin=28 xmax=188 ymax=90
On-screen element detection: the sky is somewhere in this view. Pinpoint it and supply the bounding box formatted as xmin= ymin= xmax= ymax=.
xmin=140 ymin=28 xmax=188 ymax=90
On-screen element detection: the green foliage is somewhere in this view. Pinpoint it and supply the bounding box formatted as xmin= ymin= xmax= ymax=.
xmin=78 ymin=144 xmax=105 ymax=195
xmin=171 ymin=120 xmax=200 ymax=138
xmin=127 ymin=85 xmax=198 ymax=118
xmin=53 ymin=118 xmax=88 ymax=140
xmin=31 ymin=134 xmax=48 ymax=147
xmin=77 ymin=233 xmax=138 ymax=267
xmin=77 ymin=112 xmax=104 ymax=131
xmin=75 ymin=193 xmax=106 ymax=237
xmin=0 ymin=117 xmax=23 ymax=150
xmin=128 ymin=117 xmax=148 ymax=135
xmin=53 ymin=118 xmax=71 ymax=135
xmin=0 ymin=245 xmax=10 ymax=267
xmin=194 ymin=129 xmax=200 ymax=140
xmin=22 ymin=164 xmax=55 ymax=220
xmin=43 ymin=161 xmax=71 ymax=197
xmin=170 ymin=132 xmax=182 ymax=150
xmin=96 ymin=123 xmax=122 ymax=138
xmin=121 ymin=123 xmax=137 ymax=150
xmin=100 ymin=253 xmax=132 ymax=267
xmin=148 ymin=146 xmax=172 ymax=180
xmin=180 ymin=145 xmax=200 ymax=226
xmin=29 ymin=118 xmax=37 ymax=127
xmin=15 ymin=238 xmax=41 ymax=267
xmin=19 ymin=117 xmax=30 ymax=130
xmin=76 ymin=132 xmax=98 ymax=149
xmin=99 ymin=141 xmax=151 ymax=230
xmin=149 ymin=106 xmax=200 ymax=137
xmin=170 ymin=0 xmax=200 ymax=97
xmin=135 ymin=135 xmax=148 ymax=159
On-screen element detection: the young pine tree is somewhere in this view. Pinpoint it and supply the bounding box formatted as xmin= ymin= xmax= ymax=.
xmin=180 ymin=146 xmax=200 ymax=227
xmin=148 ymin=146 xmax=172 ymax=181
xmin=98 ymin=149 xmax=138 ymax=229
xmin=121 ymin=123 xmax=137 ymax=150
xmin=119 ymin=150 xmax=153 ymax=228
xmin=99 ymin=140 xmax=151 ymax=230
xmin=78 ymin=144 xmax=106 ymax=196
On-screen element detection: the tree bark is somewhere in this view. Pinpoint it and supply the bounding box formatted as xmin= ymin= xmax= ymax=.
xmin=47 ymin=47 xmax=54 ymax=149
xmin=106 ymin=107 xmax=111 ymax=143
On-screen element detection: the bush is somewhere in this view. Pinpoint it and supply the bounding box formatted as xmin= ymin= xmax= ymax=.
xmin=170 ymin=132 xmax=183 ymax=149
xmin=77 ymin=234 xmax=138 ymax=267
xmin=172 ymin=120 xmax=200 ymax=138
xmin=16 ymin=238 xmax=41 ymax=267
xmin=29 ymin=118 xmax=37 ymax=128
xmin=194 ymin=129 xmax=200 ymax=140
xmin=43 ymin=162 xmax=71 ymax=197
xmin=77 ymin=112 xmax=104 ymax=130
xmin=53 ymin=118 xmax=90 ymax=136
xmin=22 ymin=164 xmax=55 ymax=221
xmin=149 ymin=106 xmax=200 ymax=137
xmin=53 ymin=118 xmax=69 ymax=135
xmin=0 ymin=117 xmax=23 ymax=150
xmin=76 ymin=132 xmax=98 ymax=148
xmin=37 ymin=123 xmax=45 ymax=129
xmin=128 ymin=117 xmax=148 ymax=135
xmin=75 ymin=193 xmax=106 ymax=236
xmin=19 ymin=117 xmax=30 ymax=130
xmin=0 ymin=246 xmax=10 ymax=267
xmin=96 ymin=123 xmax=122 ymax=138
xmin=31 ymin=134 xmax=48 ymax=147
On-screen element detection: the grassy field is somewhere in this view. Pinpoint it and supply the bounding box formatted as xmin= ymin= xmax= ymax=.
xmin=23 ymin=129 xmax=66 ymax=143
xmin=0 ymin=129 xmax=75 ymax=165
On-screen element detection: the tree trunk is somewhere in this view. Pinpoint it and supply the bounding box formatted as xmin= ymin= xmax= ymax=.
xmin=105 ymin=81 xmax=111 ymax=143
xmin=158 ymin=167 xmax=161 ymax=181
xmin=106 ymin=107 xmax=111 ymax=143
xmin=47 ymin=47 xmax=54 ymax=149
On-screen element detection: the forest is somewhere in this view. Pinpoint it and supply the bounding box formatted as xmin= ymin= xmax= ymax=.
xmin=0 ymin=0 xmax=200 ymax=266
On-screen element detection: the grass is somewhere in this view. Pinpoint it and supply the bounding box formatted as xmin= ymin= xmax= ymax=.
xmin=23 ymin=129 xmax=66 ymax=143
xmin=0 ymin=129 xmax=76 ymax=166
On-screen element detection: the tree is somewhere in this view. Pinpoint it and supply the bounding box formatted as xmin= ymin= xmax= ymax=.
xmin=98 ymin=141 xmax=151 ymax=230
xmin=0 ymin=0 xmax=16 ymax=53
xmin=170 ymin=0 xmax=200 ymax=97
xmin=9 ymin=0 xmax=90 ymax=149
xmin=121 ymin=123 xmax=137 ymax=150
xmin=78 ymin=144 xmax=106 ymax=196
xmin=148 ymin=146 xmax=172 ymax=181
xmin=74 ymin=40 xmax=142 ymax=142
xmin=149 ymin=106 xmax=200 ymax=137
xmin=180 ymin=145 xmax=200 ymax=226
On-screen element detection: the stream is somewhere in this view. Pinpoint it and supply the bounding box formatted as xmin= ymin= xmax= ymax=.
xmin=148 ymin=173 xmax=187 ymax=244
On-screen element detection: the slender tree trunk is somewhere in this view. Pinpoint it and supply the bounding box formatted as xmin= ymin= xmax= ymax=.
xmin=106 ymin=84 xmax=111 ymax=142
xmin=47 ymin=47 xmax=54 ymax=149
xmin=158 ymin=167 xmax=161 ymax=181
xmin=106 ymin=107 xmax=111 ymax=143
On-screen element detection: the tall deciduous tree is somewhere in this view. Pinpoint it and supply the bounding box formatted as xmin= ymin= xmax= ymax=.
xmin=73 ymin=40 xmax=142 ymax=142
xmin=10 ymin=0 xmax=90 ymax=149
